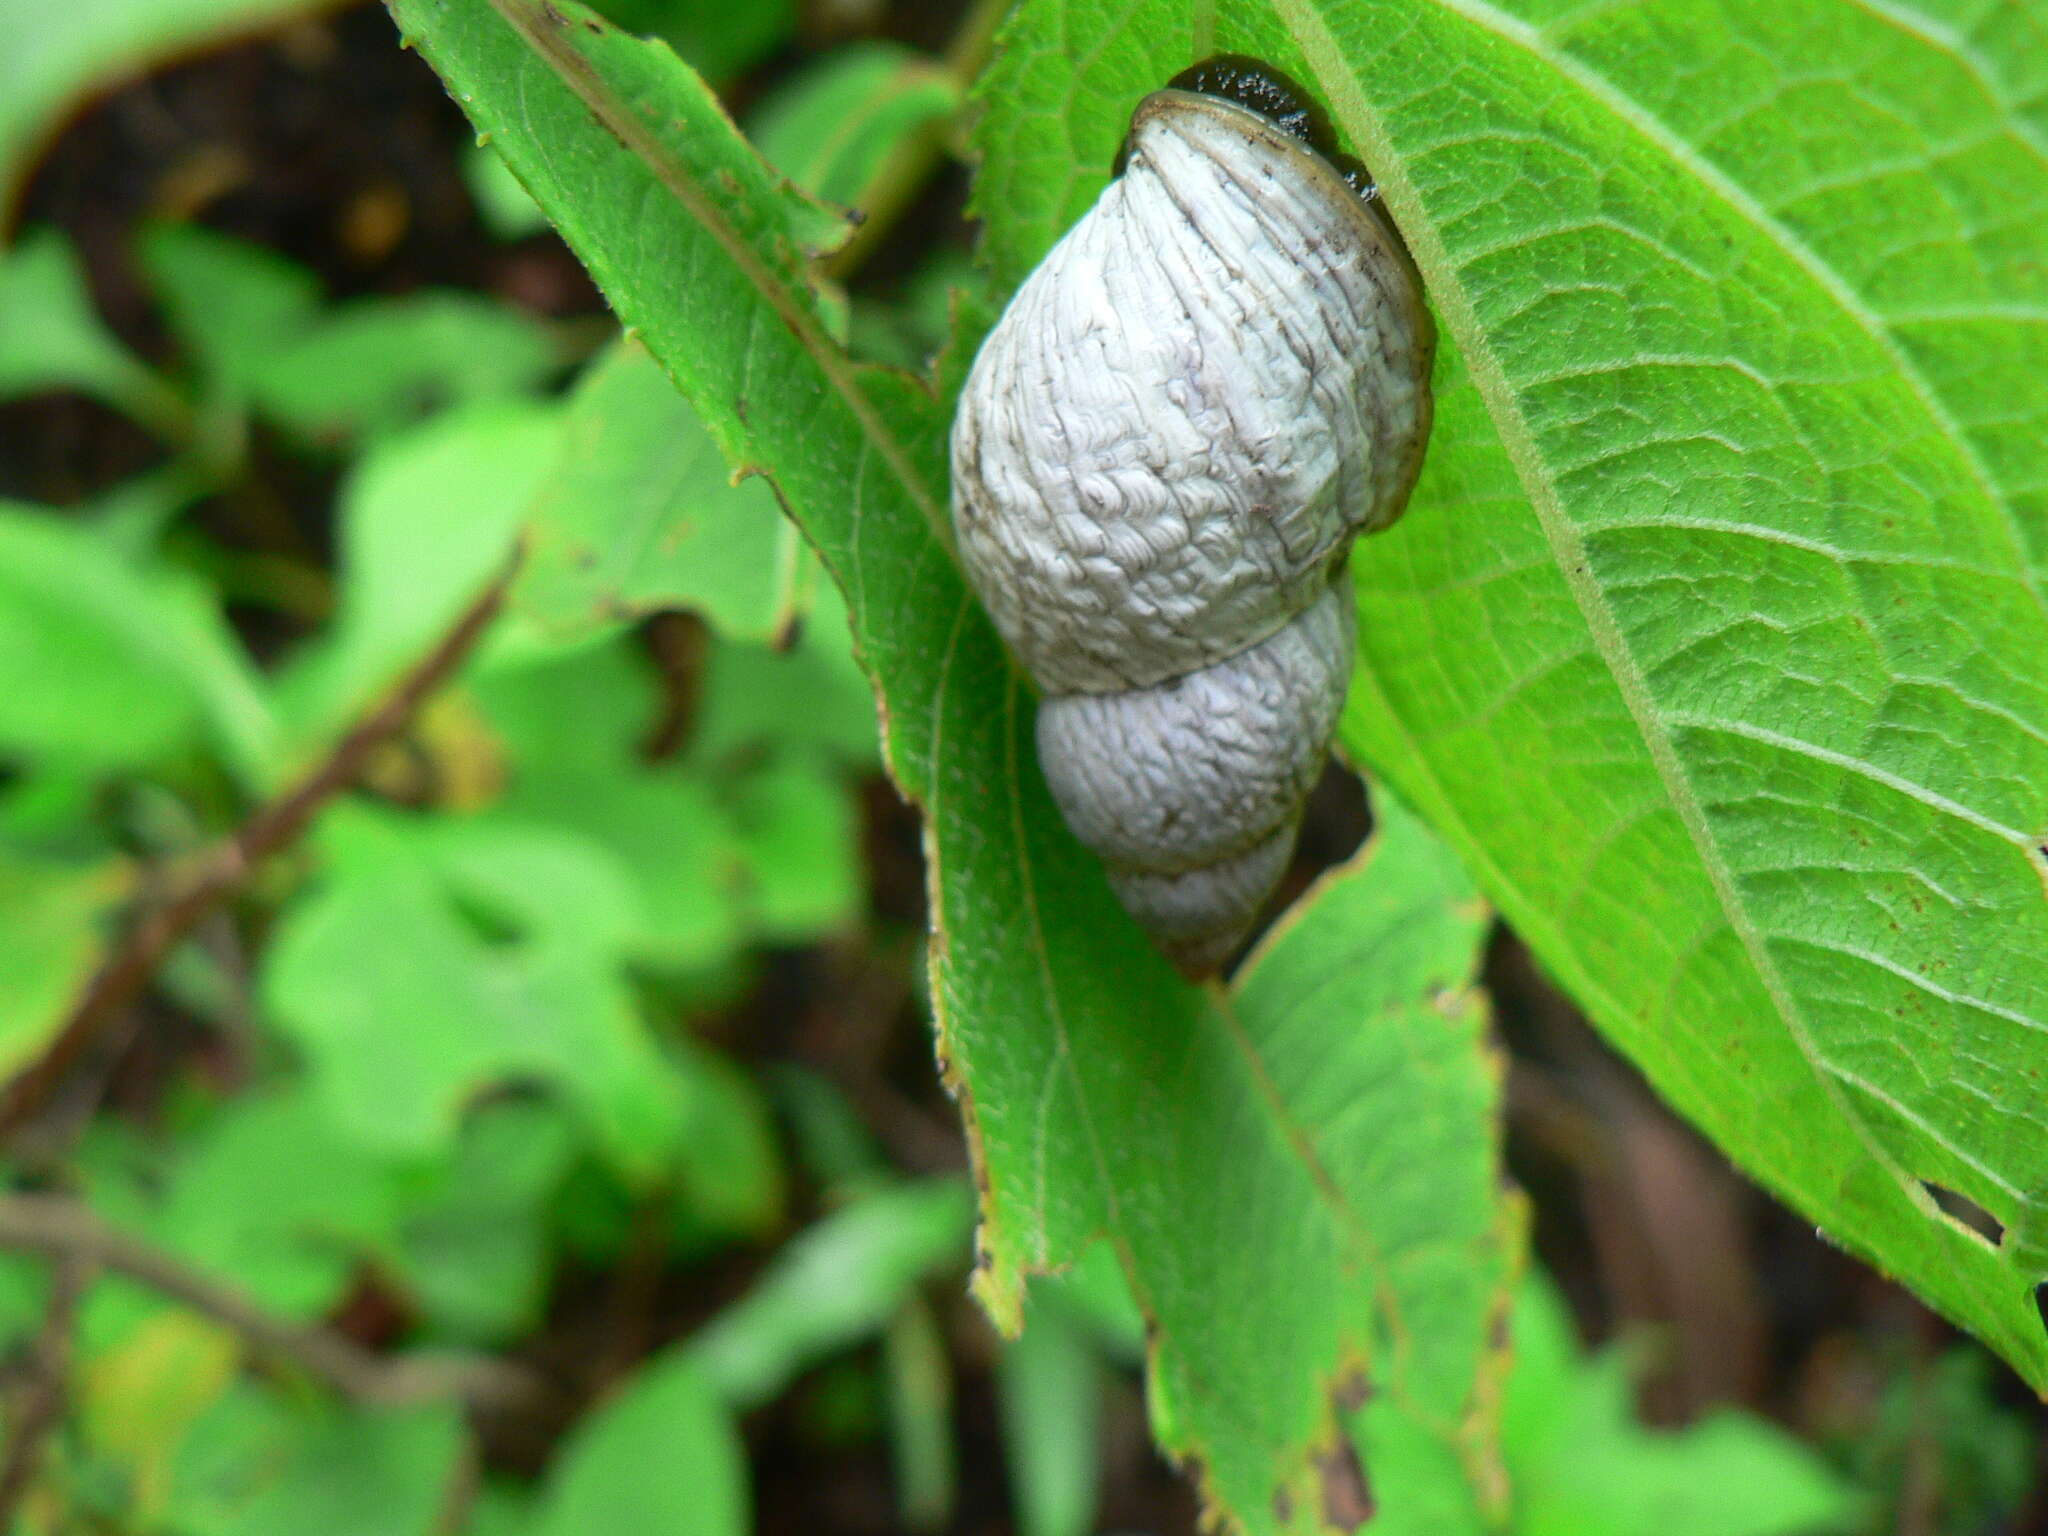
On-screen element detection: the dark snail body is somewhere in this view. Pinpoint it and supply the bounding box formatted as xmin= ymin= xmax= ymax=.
xmin=951 ymin=59 xmax=1436 ymax=975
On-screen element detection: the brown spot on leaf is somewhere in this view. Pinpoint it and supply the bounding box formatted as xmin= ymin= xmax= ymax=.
xmin=1317 ymin=1442 xmax=1375 ymax=1531
xmin=1273 ymin=1487 xmax=1294 ymax=1525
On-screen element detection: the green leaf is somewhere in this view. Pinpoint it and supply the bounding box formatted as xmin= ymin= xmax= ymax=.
xmin=463 ymin=141 xmax=551 ymax=240
xmin=667 ymin=1041 xmax=788 ymax=1244
xmin=0 ymin=850 xmax=128 ymax=1078
xmin=881 ymin=1296 xmax=957 ymax=1532
xmin=727 ymin=753 xmax=862 ymax=942
xmin=456 ymin=1041 xmax=782 ymax=1278
xmin=0 ymin=1253 xmax=51 ymax=1345
xmin=138 ymin=222 xmax=324 ymax=394
xmin=139 ymin=222 xmax=555 ymax=443
xmin=1499 ymin=1275 xmax=1851 ymax=1536
xmin=997 ymin=1304 xmax=1103 ymax=1536
xmin=474 ymin=643 xmax=751 ymax=973
xmin=460 ymin=1482 xmax=537 ymax=1536
xmin=0 ymin=503 xmax=276 ymax=781
xmin=1832 ymin=1343 xmax=2033 ymax=1531
xmin=528 ymin=1350 xmax=745 ymax=1536
xmin=0 ymin=508 xmax=182 ymax=773
xmin=687 ymin=600 xmax=882 ymax=770
xmin=586 ymin=0 xmax=791 ymax=80
xmin=419 ymin=814 xmax=645 ymax=958
xmin=749 ymin=42 xmax=961 ymax=212
xmin=973 ymin=0 xmax=2048 ymax=1389
xmin=686 ymin=1178 xmax=973 ymax=1410
xmin=0 ymin=0 xmax=329 ymax=215
xmin=170 ymin=1393 xmax=463 ymax=1536
xmin=152 ymin=1086 xmax=406 ymax=1317
xmin=76 ymin=1305 xmax=241 ymax=1522
xmin=0 ymin=229 xmax=180 ymax=431
xmin=262 ymin=801 xmax=692 ymax=1172
xmin=396 ymin=1096 xmax=578 ymax=1343
xmin=248 ymin=291 xmax=558 ymax=444
xmin=514 ymin=338 xmax=810 ymax=647
xmin=767 ymin=1064 xmax=890 ymax=1191
xmin=388 ymin=7 xmax=1525 ymax=1528
xmin=1027 ymin=1242 xmax=1145 ymax=1365
xmin=277 ymin=401 xmax=559 ymax=747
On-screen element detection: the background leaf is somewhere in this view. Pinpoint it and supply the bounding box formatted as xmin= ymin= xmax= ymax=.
xmin=275 ymin=400 xmax=557 ymax=746
xmin=685 ymin=1177 xmax=974 ymax=1410
xmin=513 ymin=338 xmax=809 ymax=647
xmin=1499 ymin=1275 xmax=1853 ymax=1536
xmin=0 ymin=852 xmax=129 ymax=1077
xmin=0 ymin=503 xmax=274 ymax=780
xmin=170 ymin=1396 xmax=463 ymax=1536
xmin=262 ymin=801 xmax=692 ymax=1170
xmin=527 ymin=1350 xmax=746 ymax=1536
xmin=0 ymin=230 xmax=182 ymax=432
xmin=748 ymin=41 xmax=961 ymax=212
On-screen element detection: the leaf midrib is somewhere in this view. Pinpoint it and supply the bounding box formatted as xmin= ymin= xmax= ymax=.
xmin=484 ymin=0 xmax=950 ymax=542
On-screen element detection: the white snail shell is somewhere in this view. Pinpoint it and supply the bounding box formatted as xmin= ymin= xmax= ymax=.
xmin=951 ymin=84 xmax=1435 ymax=976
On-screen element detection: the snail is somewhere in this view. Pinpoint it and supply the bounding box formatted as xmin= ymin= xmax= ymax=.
xmin=950 ymin=56 xmax=1436 ymax=976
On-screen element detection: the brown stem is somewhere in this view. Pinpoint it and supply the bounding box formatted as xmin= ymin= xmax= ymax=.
xmin=0 ymin=1252 xmax=90 ymax=1522
xmin=0 ymin=548 xmax=523 ymax=1138
xmin=0 ymin=1194 xmax=540 ymax=1413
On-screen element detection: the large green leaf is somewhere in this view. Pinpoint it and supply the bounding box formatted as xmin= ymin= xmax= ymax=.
xmin=151 ymin=1086 xmax=407 ymax=1318
xmin=973 ymin=0 xmax=2048 ymax=1388
xmin=140 ymin=223 xmax=557 ymax=443
xmin=395 ymin=1096 xmax=578 ymax=1344
xmin=386 ymin=4 xmax=1522 ymax=1527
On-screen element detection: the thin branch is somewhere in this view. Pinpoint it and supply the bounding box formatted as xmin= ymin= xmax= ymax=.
xmin=0 ymin=548 xmax=523 ymax=1137
xmin=0 ymin=1252 xmax=90 ymax=1522
xmin=0 ymin=1194 xmax=541 ymax=1413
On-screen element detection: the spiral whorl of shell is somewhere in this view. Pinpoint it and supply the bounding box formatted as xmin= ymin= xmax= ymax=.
xmin=949 ymin=85 xmax=1434 ymax=975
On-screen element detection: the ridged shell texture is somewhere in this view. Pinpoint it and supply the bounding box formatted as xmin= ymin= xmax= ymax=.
xmin=951 ymin=87 xmax=1434 ymax=975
